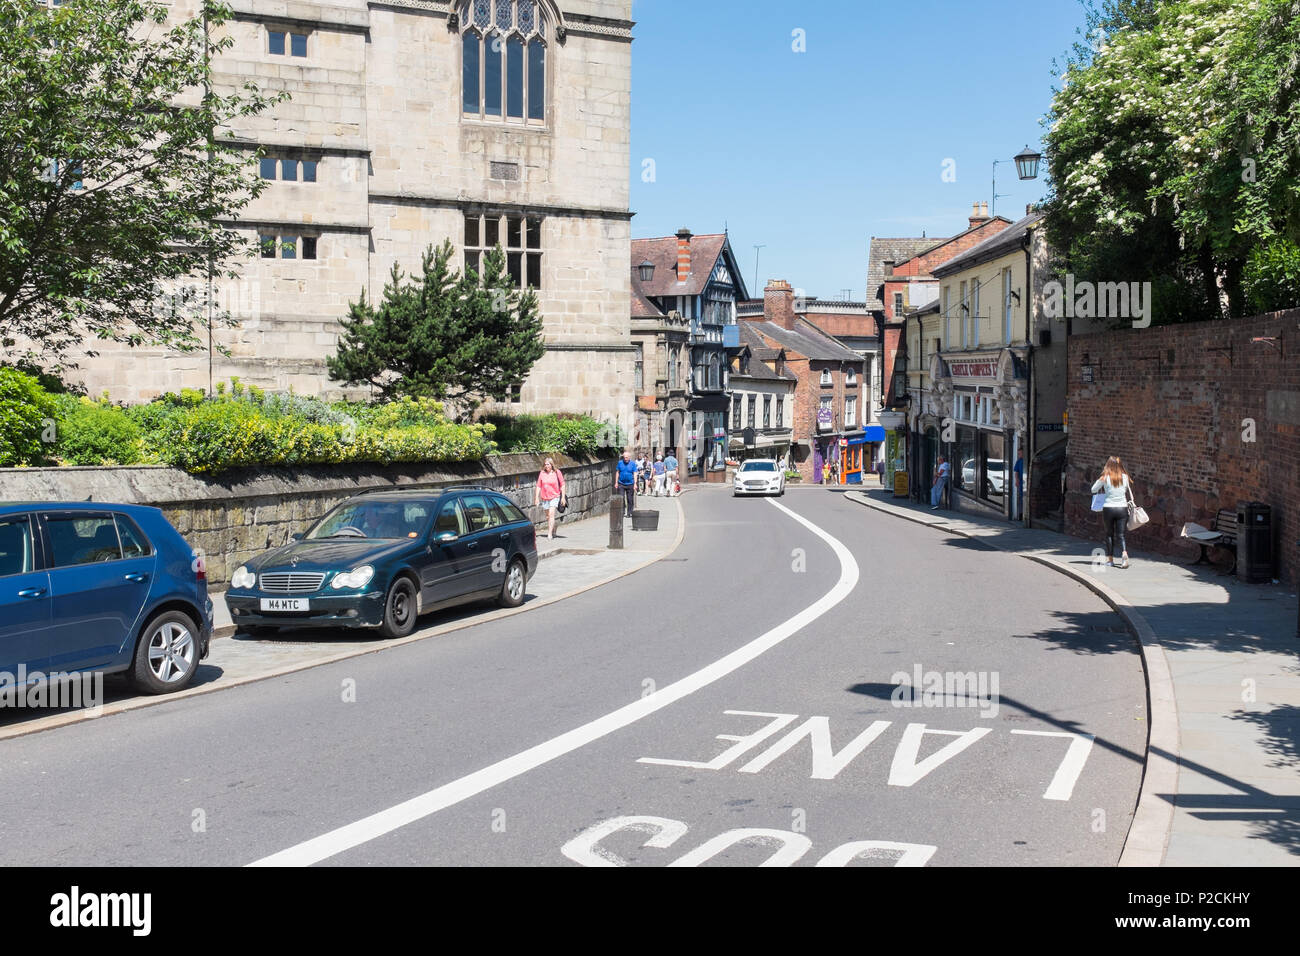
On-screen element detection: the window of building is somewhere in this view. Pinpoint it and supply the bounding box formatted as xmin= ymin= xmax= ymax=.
xmin=464 ymin=212 xmax=542 ymax=289
xmin=1003 ymin=268 xmax=1014 ymax=344
xmin=893 ymin=292 xmax=903 ymax=317
xmin=732 ymin=395 xmax=741 ymax=429
xmin=943 ymin=286 xmax=951 ymax=348
xmin=820 ymin=368 xmax=832 ymax=387
xmin=259 ymin=234 xmax=317 ymax=260
xmin=845 ymin=395 xmax=856 ymax=428
xmin=762 ymin=395 xmax=771 ymax=428
xmin=461 ymin=0 xmax=547 ymax=124
xmin=747 ymin=395 xmax=756 ymax=428
xmin=669 ymin=349 xmax=678 ymax=388
xmin=633 ymin=345 xmax=643 ymax=392
xmin=846 ymin=368 xmax=856 ymax=386
xmin=818 ymin=395 xmax=832 ymax=430
xmin=776 ymin=395 xmax=784 ymax=428
xmin=268 ymin=29 xmax=308 ymax=57
xmin=259 ymin=155 xmax=319 ymax=182
xmin=709 ymin=355 xmax=720 ymax=390
xmin=959 ymin=280 xmax=968 ymax=349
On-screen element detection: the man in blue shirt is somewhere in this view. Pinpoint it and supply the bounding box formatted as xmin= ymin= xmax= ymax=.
xmin=616 ymin=450 xmax=638 ymax=516
xmin=664 ymin=452 xmax=678 ymax=496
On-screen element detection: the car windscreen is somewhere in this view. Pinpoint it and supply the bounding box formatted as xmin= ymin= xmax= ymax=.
xmin=308 ymin=501 xmax=431 ymax=540
xmin=740 ymin=462 xmax=777 ymax=472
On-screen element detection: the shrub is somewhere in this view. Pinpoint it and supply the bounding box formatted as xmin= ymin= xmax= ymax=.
xmin=0 ymin=367 xmax=59 ymax=466
xmin=54 ymin=395 xmax=144 ymax=465
xmin=484 ymin=413 xmax=620 ymax=458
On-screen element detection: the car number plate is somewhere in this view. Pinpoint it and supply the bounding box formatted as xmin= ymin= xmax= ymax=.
xmin=260 ymin=598 xmax=309 ymax=612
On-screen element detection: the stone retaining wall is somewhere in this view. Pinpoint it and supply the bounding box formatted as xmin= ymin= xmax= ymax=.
xmin=0 ymin=453 xmax=616 ymax=586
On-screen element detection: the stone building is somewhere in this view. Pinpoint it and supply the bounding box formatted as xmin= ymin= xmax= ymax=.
xmin=65 ymin=0 xmax=636 ymax=428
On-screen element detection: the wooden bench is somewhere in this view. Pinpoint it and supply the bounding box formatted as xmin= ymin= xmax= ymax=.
xmin=1180 ymin=509 xmax=1238 ymax=574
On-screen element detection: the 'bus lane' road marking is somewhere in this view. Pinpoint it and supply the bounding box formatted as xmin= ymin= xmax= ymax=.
xmin=248 ymin=498 xmax=860 ymax=867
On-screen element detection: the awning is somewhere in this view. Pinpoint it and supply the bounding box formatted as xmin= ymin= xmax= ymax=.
xmin=863 ymin=425 xmax=887 ymax=441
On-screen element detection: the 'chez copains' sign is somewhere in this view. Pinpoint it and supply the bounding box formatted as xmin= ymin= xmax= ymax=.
xmin=946 ymin=355 xmax=998 ymax=381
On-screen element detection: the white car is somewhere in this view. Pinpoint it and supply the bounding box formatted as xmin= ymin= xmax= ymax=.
xmin=961 ymin=458 xmax=1005 ymax=493
xmin=733 ymin=459 xmax=785 ymax=496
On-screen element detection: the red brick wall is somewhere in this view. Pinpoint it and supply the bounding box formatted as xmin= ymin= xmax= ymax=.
xmin=1064 ymin=310 xmax=1300 ymax=582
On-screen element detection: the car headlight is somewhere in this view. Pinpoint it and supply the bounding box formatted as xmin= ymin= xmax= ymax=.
xmin=331 ymin=565 xmax=375 ymax=590
xmin=231 ymin=565 xmax=257 ymax=589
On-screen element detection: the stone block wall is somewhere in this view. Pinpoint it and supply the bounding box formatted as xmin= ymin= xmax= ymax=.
xmin=0 ymin=453 xmax=616 ymax=587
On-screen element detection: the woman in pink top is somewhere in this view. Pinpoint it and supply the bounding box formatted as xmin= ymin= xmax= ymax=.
xmin=534 ymin=457 xmax=566 ymax=539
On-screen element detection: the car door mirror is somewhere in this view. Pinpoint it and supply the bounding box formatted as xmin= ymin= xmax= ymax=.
xmin=435 ymin=531 xmax=458 ymax=544
xmin=290 ymin=532 xmax=304 ymax=542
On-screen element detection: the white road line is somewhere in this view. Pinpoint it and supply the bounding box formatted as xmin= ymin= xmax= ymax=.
xmin=248 ymin=498 xmax=859 ymax=867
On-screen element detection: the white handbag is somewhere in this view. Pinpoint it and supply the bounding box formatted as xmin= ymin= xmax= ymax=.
xmin=1126 ymin=486 xmax=1149 ymax=530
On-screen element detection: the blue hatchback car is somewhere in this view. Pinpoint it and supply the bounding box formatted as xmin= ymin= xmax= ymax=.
xmin=0 ymin=503 xmax=212 ymax=694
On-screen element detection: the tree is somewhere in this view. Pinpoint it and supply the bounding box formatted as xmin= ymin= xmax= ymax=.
xmin=0 ymin=0 xmax=283 ymax=366
xmin=329 ymin=240 xmax=546 ymax=409
xmin=1044 ymin=0 xmax=1300 ymax=323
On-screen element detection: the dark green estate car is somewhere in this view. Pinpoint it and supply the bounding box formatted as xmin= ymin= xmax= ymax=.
xmin=224 ymin=489 xmax=538 ymax=638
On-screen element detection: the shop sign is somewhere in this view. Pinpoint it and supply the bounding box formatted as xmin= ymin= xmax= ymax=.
xmin=948 ymin=359 xmax=997 ymax=379
xmin=713 ymin=427 xmax=725 ymax=438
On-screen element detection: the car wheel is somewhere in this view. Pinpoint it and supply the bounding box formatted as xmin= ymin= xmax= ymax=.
xmin=498 ymin=557 xmax=527 ymax=608
xmin=378 ymin=577 xmax=418 ymax=639
xmin=130 ymin=610 xmax=200 ymax=695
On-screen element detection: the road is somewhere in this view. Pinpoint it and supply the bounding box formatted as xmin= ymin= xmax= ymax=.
xmin=0 ymin=487 xmax=1147 ymax=866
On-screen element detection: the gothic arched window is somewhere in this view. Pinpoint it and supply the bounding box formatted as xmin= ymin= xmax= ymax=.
xmin=461 ymin=0 xmax=547 ymax=124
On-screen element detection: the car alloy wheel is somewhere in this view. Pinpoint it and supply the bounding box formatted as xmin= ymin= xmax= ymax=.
xmin=499 ymin=558 xmax=526 ymax=608
xmin=130 ymin=611 xmax=200 ymax=695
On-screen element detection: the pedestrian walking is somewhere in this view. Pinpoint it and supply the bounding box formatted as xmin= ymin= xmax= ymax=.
xmin=1091 ymin=456 xmax=1133 ymax=568
xmin=829 ymin=454 xmax=840 ymax=485
xmin=616 ymin=450 xmax=638 ymax=517
xmin=821 ymin=460 xmax=830 ymax=484
xmin=930 ymin=455 xmax=950 ymax=509
xmin=651 ymin=454 xmax=667 ymax=496
xmin=664 ymin=451 xmax=679 ymax=496
xmin=634 ymin=452 xmax=648 ymax=495
xmin=534 ymin=457 xmax=566 ymax=540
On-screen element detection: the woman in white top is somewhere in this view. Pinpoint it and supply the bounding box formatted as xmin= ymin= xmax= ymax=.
xmin=1091 ymin=456 xmax=1132 ymax=568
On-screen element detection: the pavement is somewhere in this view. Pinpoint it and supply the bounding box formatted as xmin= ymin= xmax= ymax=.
xmin=845 ymin=483 xmax=1300 ymax=867
xmin=0 ymin=497 xmax=683 ymax=742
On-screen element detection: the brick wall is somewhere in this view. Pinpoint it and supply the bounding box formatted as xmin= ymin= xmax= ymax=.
xmin=1065 ymin=310 xmax=1300 ymax=582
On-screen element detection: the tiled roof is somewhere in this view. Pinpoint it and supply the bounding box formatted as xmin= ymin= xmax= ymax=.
xmin=631 ymin=285 xmax=664 ymax=318
xmin=867 ymin=237 xmax=942 ymax=311
xmin=932 ymin=211 xmax=1045 ymax=278
xmin=631 ymin=234 xmax=728 ymax=300
xmin=742 ymin=317 xmax=863 ymax=363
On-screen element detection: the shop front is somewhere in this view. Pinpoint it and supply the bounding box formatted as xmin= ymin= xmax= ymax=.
xmin=687 ymin=407 xmax=729 ymax=482
xmin=931 ymin=350 xmax=1027 ymax=520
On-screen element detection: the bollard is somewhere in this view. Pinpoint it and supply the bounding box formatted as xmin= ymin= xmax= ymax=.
xmin=609 ymin=494 xmax=624 ymax=550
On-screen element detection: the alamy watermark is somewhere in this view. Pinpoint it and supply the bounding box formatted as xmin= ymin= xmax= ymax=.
xmin=890 ymin=664 xmax=1000 ymax=718
xmin=0 ymin=667 xmax=104 ymax=716
xmin=1044 ymin=274 xmax=1151 ymax=328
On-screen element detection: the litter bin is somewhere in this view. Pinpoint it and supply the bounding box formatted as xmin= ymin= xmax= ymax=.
xmin=1236 ymin=502 xmax=1272 ymax=582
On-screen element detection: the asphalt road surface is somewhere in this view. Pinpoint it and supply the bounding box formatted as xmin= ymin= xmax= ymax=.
xmin=0 ymin=487 xmax=1148 ymax=866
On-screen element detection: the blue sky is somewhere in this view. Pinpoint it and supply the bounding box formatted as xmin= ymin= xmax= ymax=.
xmin=628 ymin=0 xmax=1092 ymax=301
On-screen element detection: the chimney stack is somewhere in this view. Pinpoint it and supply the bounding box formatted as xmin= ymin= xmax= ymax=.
xmin=764 ymin=279 xmax=796 ymax=330
xmin=970 ymin=202 xmax=990 ymax=229
xmin=676 ymin=228 xmax=692 ymax=281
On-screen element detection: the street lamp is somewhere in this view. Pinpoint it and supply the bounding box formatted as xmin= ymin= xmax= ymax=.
xmin=992 ymin=145 xmax=1042 ymax=218
xmin=638 ymin=260 xmax=654 ymax=282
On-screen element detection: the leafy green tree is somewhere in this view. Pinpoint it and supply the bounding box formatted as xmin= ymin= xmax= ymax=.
xmin=1044 ymin=0 xmax=1300 ymax=322
xmin=0 ymin=0 xmax=283 ymax=366
xmin=0 ymin=366 xmax=58 ymax=466
xmin=329 ymin=240 xmax=546 ymax=408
